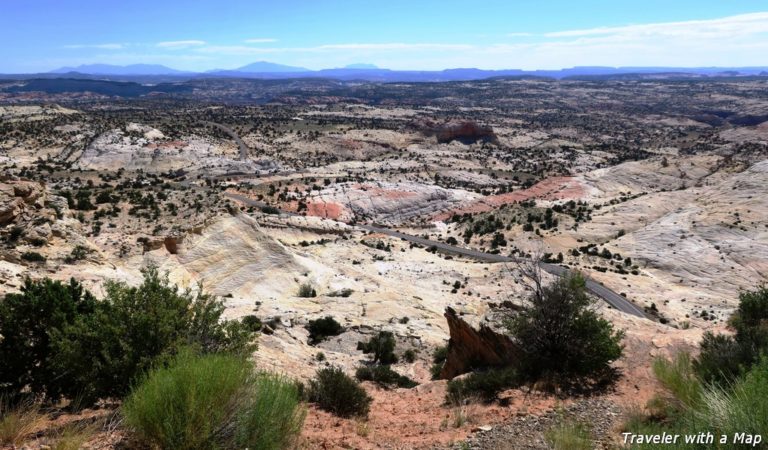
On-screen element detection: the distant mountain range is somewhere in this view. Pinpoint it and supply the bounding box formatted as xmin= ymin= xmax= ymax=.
xmin=50 ymin=63 xmax=193 ymax=76
xmin=210 ymin=61 xmax=310 ymax=74
xmin=3 ymin=62 xmax=768 ymax=82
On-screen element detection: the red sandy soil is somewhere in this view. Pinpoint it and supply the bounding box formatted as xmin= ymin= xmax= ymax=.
xmin=305 ymin=200 xmax=346 ymax=220
xmin=12 ymin=323 xmax=694 ymax=450
xmin=301 ymin=327 xmax=696 ymax=449
xmin=434 ymin=176 xmax=587 ymax=221
xmin=301 ymin=381 xmax=559 ymax=450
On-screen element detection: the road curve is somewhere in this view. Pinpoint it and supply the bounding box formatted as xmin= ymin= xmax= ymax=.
xmin=224 ymin=192 xmax=648 ymax=318
xmin=203 ymin=121 xmax=249 ymax=160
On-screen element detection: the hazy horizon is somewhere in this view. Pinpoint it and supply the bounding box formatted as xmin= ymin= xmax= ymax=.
xmin=2 ymin=0 xmax=768 ymax=73
xmin=25 ymin=61 xmax=768 ymax=76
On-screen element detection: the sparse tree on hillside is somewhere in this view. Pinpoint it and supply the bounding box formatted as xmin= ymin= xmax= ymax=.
xmin=506 ymin=257 xmax=624 ymax=387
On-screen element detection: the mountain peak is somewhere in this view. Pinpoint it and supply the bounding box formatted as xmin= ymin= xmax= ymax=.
xmin=50 ymin=63 xmax=186 ymax=75
xmin=343 ymin=63 xmax=380 ymax=70
xmin=234 ymin=61 xmax=309 ymax=73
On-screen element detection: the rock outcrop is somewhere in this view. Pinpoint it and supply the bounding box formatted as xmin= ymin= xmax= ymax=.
xmin=300 ymin=181 xmax=479 ymax=225
xmin=0 ymin=179 xmax=45 ymax=225
xmin=439 ymin=307 xmax=521 ymax=379
xmin=160 ymin=213 xmax=305 ymax=298
xmin=76 ymin=124 xmax=279 ymax=175
xmin=408 ymin=118 xmax=499 ymax=144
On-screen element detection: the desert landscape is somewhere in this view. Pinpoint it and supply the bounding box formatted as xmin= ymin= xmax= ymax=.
xmin=1 ymin=73 xmax=767 ymax=449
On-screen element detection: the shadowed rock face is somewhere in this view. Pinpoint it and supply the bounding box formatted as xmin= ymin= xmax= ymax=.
xmin=439 ymin=307 xmax=521 ymax=379
xmin=408 ymin=118 xmax=499 ymax=144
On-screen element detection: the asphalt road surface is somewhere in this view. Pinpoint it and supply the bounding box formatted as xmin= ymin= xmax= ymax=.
xmin=203 ymin=121 xmax=249 ymax=160
xmin=224 ymin=192 xmax=647 ymax=318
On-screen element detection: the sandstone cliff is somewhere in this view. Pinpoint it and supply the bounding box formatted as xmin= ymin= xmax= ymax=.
xmin=439 ymin=307 xmax=521 ymax=379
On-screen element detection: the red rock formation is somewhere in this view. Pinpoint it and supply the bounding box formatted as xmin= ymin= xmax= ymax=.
xmin=408 ymin=118 xmax=498 ymax=144
xmin=439 ymin=307 xmax=521 ymax=379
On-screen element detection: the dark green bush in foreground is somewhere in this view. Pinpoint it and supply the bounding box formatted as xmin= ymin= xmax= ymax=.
xmin=308 ymin=367 xmax=372 ymax=418
xmin=625 ymin=286 xmax=768 ymax=449
xmin=627 ymin=356 xmax=768 ymax=450
xmin=695 ymin=285 xmax=768 ymax=385
xmin=355 ymin=365 xmax=417 ymax=389
xmin=0 ymin=267 xmax=258 ymax=404
xmin=123 ymin=351 xmax=305 ymax=450
xmin=0 ymin=278 xmax=96 ymax=399
xmin=55 ymin=266 xmax=256 ymax=403
xmin=506 ymin=272 xmax=623 ymax=385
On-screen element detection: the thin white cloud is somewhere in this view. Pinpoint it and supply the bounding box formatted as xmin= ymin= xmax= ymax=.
xmin=544 ymin=12 xmax=768 ymax=39
xmin=197 ymin=45 xmax=280 ymax=55
xmin=197 ymin=42 xmax=473 ymax=55
xmin=62 ymin=43 xmax=125 ymax=50
xmin=314 ymin=43 xmax=472 ymax=51
xmin=47 ymin=13 xmax=768 ymax=72
xmin=244 ymin=38 xmax=278 ymax=43
xmin=157 ymin=40 xmax=207 ymax=49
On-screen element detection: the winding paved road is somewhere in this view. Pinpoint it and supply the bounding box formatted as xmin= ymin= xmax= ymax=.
xmin=203 ymin=121 xmax=249 ymax=160
xmin=224 ymin=192 xmax=648 ymax=318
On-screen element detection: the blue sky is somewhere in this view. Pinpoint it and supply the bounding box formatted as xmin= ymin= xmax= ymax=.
xmin=2 ymin=0 xmax=768 ymax=72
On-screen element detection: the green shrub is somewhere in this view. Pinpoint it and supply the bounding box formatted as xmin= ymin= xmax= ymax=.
xmin=506 ymin=272 xmax=623 ymax=386
xmin=260 ymin=205 xmax=280 ymax=215
xmin=306 ymin=316 xmax=344 ymax=345
xmin=430 ymin=345 xmax=448 ymax=379
xmin=123 ymin=351 xmax=304 ymax=450
xmin=241 ymin=315 xmax=263 ymax=332
xmin=627 ymin=357 xmax=768 ymax=450
xmin=446 ymin=368 xmax=520 ymax=404
xmin=95 ymin=190 xmax=113 ymax=204
xmin=8 ymin=226 xmax=24 ymax=242
xmin=232 ymin=373 xmax=306 ymax=450
xmin=21 ymin=251 xmax=46 ymax=262
xmin=402 ymin=349 xmax=417 ymax=363
xmin=308 ymin=367 xmax=372 ymax=418
xmin=327 ymin=288 xmax=353 ymax=298
xmin=53 ymin=266 xmax=257 ymax=403
xmin=357 ymin=331 xmax=398 ymax=364
xmin=693 ymin=332 xmax=744 ymax=385
xmin=652 ymin=353 xmax=702 ymax=411
xmin=433 ymin=345 xmax=448 ymax=363
xmin=625 ymin=288 xmax=768 ymax=449
xmin=28 ymin=237 xmax=46 ymax=247
xmin=545 ymin=421 xmax=592 ymax=450
xmin=64 ymin=245 xmax=91 ymax=264
xmin=695 ymin=286 xmax=768 ymax=385
xmin=430 ymin=363 xmax=444 ymax=380
xmin=0 ymin=267 xmax=257 ymax=404
xmin=355 ymin=365 xmax=417 ymax=389
xmin=0 ymin=278 xmax=96 ymax=399
xmin=297 ymin=283 xmax=317 ymax=298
